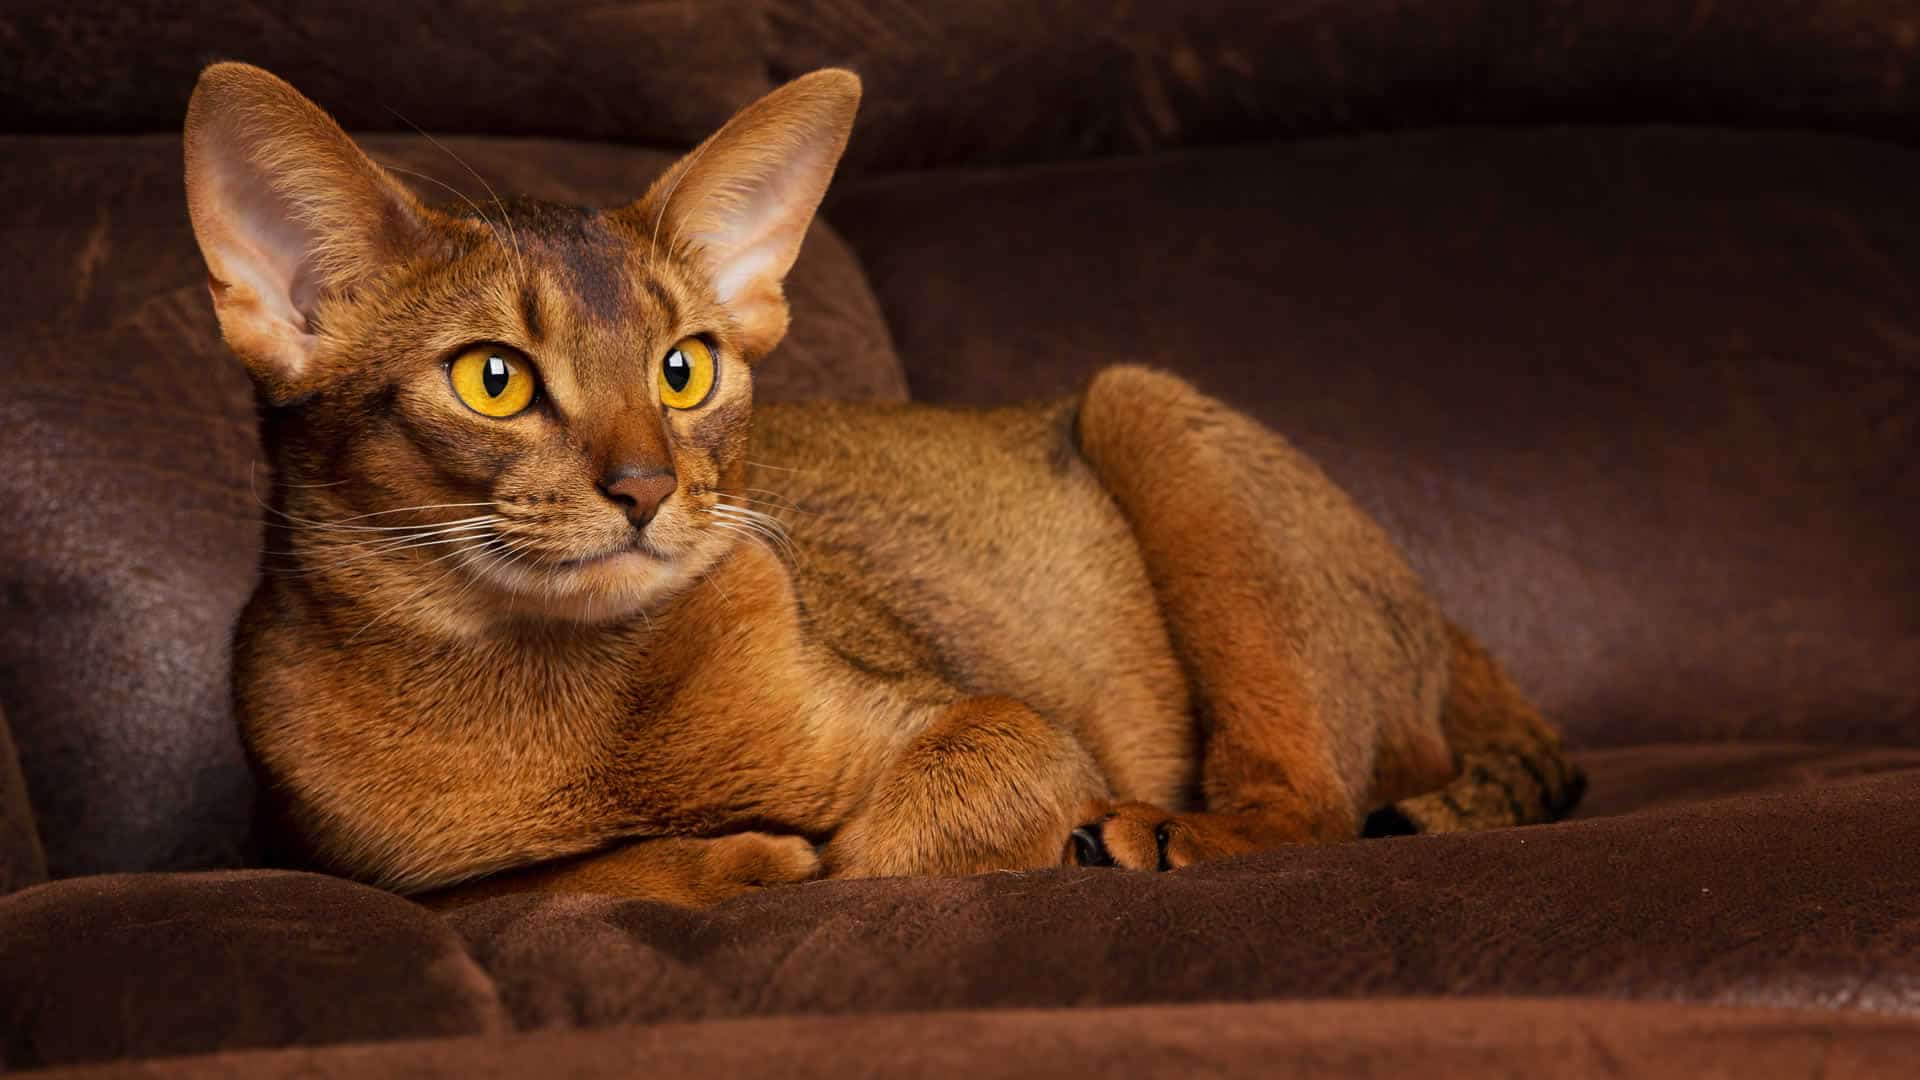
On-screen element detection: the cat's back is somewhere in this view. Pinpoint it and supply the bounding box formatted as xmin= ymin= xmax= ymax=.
xmin=749 ymin=397 xmax=1198 ymax=803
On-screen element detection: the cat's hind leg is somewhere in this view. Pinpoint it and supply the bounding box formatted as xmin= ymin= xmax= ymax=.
xmin=1066 ymin=365 xmax=1457 ymax=869
xmin=1361 ymin=622 xmax=1586 ymax=837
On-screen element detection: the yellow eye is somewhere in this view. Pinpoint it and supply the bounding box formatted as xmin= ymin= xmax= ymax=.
xmin=659 ymin=337 xmax=716 ymax=410
xmin=449 ymin=346 xmax=536 ymax=418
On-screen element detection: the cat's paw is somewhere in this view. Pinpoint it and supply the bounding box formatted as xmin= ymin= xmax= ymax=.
xmin=694 ymin=832 xmax=822 ymax=902
xmin=1064 ymin=801 xmax=1302 ymax=871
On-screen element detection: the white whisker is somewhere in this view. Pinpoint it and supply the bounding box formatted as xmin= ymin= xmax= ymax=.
xmin=269 ymin=526 xmax=504 ymax=576
xmin=706 ymin=504 xmax=798 ymax=566
xmin=719 ymin=492 xmax=812 ymax=515
xmin=383 ymin=110 xmax=526 ymax=282
xmin=344 ymin=536 xmax=508 ymax=644
xmin=322 ymin=501 xmax=498 ymax=524
xmin=746 ymin=459 xmax=810 ymax=475
xmin=379 ymin=161 xmax=520 ymax=277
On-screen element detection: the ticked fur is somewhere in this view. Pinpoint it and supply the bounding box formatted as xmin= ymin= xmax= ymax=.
xmin=187 ymin=64 xmax=1581 ymax=901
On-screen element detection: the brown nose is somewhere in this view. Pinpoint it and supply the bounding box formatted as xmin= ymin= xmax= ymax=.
xmin=600 ymin=468 xmax=677 ymax=528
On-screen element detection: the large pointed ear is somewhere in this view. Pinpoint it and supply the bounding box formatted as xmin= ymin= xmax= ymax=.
xmin=623 ymin=69 xmax=860 ymax=361
xmin=183 ymin=63 xmax=430 ymax=403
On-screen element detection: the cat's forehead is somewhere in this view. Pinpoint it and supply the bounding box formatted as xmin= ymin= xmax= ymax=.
xmin=440 ymin=197 xmax=639 ymax=325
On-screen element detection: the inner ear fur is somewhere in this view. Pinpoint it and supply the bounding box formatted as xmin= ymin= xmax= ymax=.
xmin=183 ymin=62 xmax=430 ymax=403
xmin=620 ymin=69 xmax=861 ymax=363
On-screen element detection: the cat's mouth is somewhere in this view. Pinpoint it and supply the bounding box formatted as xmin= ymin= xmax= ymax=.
xmin=549 ymin=538 xmax=665 ymax=571
xmin=475 ymin=529 xmax=705 ymax=624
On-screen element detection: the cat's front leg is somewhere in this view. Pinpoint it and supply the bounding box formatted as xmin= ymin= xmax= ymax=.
xmin=823 ymin=696 xmax=1109 ymax=878
xmin=417 ymin=832 xmax=822 ymax=910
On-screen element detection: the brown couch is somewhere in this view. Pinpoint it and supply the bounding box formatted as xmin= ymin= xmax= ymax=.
xmin=3 ymin=2 xmax=1919 ymax=1074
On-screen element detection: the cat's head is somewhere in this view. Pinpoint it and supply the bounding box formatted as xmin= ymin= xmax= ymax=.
xmin=184 ymin=64 xmax=857 ymax=626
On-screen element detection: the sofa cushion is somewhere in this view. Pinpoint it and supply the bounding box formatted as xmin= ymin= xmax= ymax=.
xmin=1 ymin=744 xmax=1914 ymax=1071
xmin=771 ymin=0 xmax=1920 ymax=169
xmin=445 ymin=746 xmax=1920 ymax=1027
xmin=0 ymin=870 xmax=507 ymax=1071
xmin=828 ymin=126 xmax=1920 ymax=749
xmin=25 ymin=999 xmax=1920 ymax=1079
xmin=0 ymin=134 xmax=905 ymax=878
xmin=0 ymin=702 xmax=46 ymax=895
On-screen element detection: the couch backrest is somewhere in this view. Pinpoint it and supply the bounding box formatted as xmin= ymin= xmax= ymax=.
xmin=4 ymin=2 xmax=1919 ymax=169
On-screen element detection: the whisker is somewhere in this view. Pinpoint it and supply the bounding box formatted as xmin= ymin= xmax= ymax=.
xmin=746 ymin=459 xmax=810 ymax=475
xmin=269 ymin=512 xmax=500 ymax=535
xmin=255 ymin=466 xmax=350 ymax=490
xmin=706 ymin=507 xmax=798 ymax=566
xmin=708 ymin=502 xmax=794 ymax=532
xmin=709 ymin=521 xmax=785 ymax=567
xmin=717 ymin=492 xmax=812 ymax=516
xmin=384 ymin=109 xmax=526 ymax=281
xmin=448 ymin=535 xmax=535 ymax=609
xmin=344 ymin=536 xmax=508 ymax=644
xmin=266 ymin=527 xmax=503 ymax=575
xmin=380 ymin=161 xmax=518 ymax=273
xmin=313 ymin=500 xmax=498 ymax=523
xmin=261 ymin=521 xmax=500 ymax=563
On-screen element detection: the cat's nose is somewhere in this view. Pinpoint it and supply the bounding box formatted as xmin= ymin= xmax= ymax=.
xmin=599 ymin=468 xmax=677 ymax=528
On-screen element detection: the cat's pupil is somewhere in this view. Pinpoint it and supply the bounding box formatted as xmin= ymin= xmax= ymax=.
xmin=482 ymin=355 xmax=510 ymax=398
xmin=664 ymin=350 xmax=691 ymax=393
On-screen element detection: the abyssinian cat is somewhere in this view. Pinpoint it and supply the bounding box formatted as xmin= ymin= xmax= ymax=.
xmin=184 ymin=63 xmax=1583 ymax=906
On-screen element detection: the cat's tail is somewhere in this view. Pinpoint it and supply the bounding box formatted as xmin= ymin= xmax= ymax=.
xmin=1362 ymin=622 xmax=1585 ymax=837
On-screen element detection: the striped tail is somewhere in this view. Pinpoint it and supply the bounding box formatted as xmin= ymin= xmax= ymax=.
xmin=1363 ymin=623 xmax=1585 ymax=837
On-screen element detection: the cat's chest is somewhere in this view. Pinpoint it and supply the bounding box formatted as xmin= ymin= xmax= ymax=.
xmin=357 ymin=593 xmax=863 ymax=830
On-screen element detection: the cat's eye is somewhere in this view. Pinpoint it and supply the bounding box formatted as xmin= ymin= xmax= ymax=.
xmin=659 ymin=337 xmax=716 ymax=410
xmin=449 ymin=345 xmax=537 ymax=418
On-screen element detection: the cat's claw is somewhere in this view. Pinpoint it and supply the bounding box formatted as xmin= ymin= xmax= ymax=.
xmin=1067 ymin=825 xmax=1114 ymax=867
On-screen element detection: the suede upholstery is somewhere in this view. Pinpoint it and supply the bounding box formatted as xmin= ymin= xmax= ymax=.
xmin=2 ymin=2 xmax=1918 ymax=1075
xmin=26 ymin=1000 xmax=1920 ymax=1079
xmin=0 ymin=703 xmax=46 ymax=896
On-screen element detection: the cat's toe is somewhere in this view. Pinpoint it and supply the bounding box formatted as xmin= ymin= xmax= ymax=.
xmin=1065 ymin=802 xmax=1178 ymax=871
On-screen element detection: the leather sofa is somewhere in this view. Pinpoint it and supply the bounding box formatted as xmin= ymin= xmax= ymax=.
xmin=3 ymin=2 xmax=1918 ymax=1073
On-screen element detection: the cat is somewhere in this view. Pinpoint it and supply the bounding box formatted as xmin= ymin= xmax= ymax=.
xmin=184 ymin=62 xmax=1584 ymax=907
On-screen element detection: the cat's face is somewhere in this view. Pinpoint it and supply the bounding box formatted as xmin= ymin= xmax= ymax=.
xmin=185 ymin=65 xmax=858 ymax=624
xmin=273 ymin=200 xmax=760 ymax=622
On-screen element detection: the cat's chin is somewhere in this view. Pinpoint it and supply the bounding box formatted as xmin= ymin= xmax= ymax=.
xmin=476 ymin=546 xmax=707 ymax=625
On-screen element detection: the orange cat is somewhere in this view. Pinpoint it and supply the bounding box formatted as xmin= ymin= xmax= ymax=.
xmin=184 ymin=63 xmax=1582 ymax=906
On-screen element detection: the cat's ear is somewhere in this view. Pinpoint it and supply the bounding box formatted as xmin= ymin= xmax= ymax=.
xmin=184 ymin=63 xmax=429 ymax=403
xmin=622 ymin=69 xmax=861 ymax=361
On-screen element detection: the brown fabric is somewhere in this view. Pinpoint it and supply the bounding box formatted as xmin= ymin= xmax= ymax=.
xmin=31 ymin=999 xmax=1920 ymax=1079
xmin=0 ymin=870 xmax=507 ymax=1071
xmin=0 ymin=1 xmax=771 ymax=146
xmin=774 ymin=0 xmax=1920 ymax=169
xmin=448 ymin=754 xmax=1920 ymax=1029
xmin=829 ymin=126 xmax=1920 ymax=749
xmin=0 ymin=134 xmax=904 ymax=879
xmin=0 ymin=702 xmax=47 ymax=895
xmin=11 ymin=2 xmax=1920 ymax=171
xmin=0 ymin=747 xmax=1915 ymax=1069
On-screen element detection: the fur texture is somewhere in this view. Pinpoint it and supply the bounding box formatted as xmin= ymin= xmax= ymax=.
xmin=183 ymin=63 xmax=1583 ymax=904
